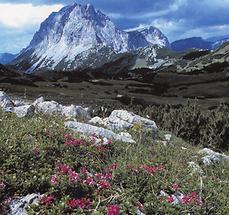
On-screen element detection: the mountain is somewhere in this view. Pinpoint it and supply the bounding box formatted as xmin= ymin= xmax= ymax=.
xmin=0 ymin=53 xmax=16 ymax=64
xmin=12 ymin=3 xmax=169 ymax=73
xmin=171 ymin=37 xmax=213 ymax=52
xmin=207 ymin=35 xmax=229 ymax=49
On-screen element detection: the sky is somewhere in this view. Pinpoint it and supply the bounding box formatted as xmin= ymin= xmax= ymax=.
xmin=0 ymin=0 xmax=229 ymax=53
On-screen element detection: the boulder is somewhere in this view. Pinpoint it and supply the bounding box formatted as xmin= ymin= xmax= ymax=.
xmin=33 ymin=96 xmax=44 ymax=106
xmin=199 ymin=148 xmax=229 ymax=165
xmin=65 ymin=121 xmax=135 ymax=144
xmin=89 ymin=110 xmax=157 ymax=132
xmin=0 ymin=91 xmax=14 ymax=111
xmin=35 ymin=101 xmax=62 ymax=115
xmin=9 ymin=193 xmax=40 ymax=215
xmin=13 ymin=105 xmax=35 ymax=118
xmin=62 ymin=105 xmax=90 ymax=119
xmin=13 ymin=99 xmax=26 ymax=107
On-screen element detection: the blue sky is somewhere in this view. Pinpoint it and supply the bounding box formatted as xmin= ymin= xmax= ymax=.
xmin=0 ymin=0 xmax=229 ymax=53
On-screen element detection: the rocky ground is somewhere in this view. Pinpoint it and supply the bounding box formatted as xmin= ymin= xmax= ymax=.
xmin=0 ymin=91 xmax=229 ymax=214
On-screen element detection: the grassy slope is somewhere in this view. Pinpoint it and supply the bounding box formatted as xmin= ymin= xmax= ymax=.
xmin=0 ymin=110 xmax=229 ymax=214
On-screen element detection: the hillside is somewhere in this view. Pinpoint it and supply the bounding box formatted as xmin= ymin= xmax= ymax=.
xmin=0 ymin=92 xmax=229 ymax=214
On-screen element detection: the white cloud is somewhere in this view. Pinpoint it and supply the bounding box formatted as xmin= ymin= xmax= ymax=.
xmin=0 ymin=3 xmax=63 ymax=28
xmin=179 ymin=24 xmax=229 ymax=39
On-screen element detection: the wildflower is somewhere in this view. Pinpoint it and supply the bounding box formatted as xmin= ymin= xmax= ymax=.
xmin=57 ymin=164 xmax=71 ymax=175
xmin=136 ymin=202 xmax=144 ymax=210
xmin=171 ymin=183 xmax=180 ymax=192
xmin=0 ymin=181 xmax=6 ymax=191
xmin=83 ymin=177 xmax=96 ymax=186
xmin=67 ymin=198 xmax=92 ymax=209
xmin=181 ymin=192 xmax=203 ymax=205
xmin=107 ymin=204 xmax=120 ymax=215
xmin=80 ymin=167 xmax=89 ymax=174
xmin=98 ymin=180 xmax=111 ymax=190
xmin=166 ymin=196 xmax=174 ymax=203
xmin=64 ymin=133 xmax=72 ymax=140
xmin=65 ymin=138 xmax=84 ymax=146
xmin=40 ymin=195 xmax=55 ymax=206
xmin=108 ymin=139 xmax=113 ymax=145
xmin=104 ymin=163 xmax=118 ymax=172
xmin=140 ymin=164 xmax=164 ymax=174
xmin=50 ymin=175 xmax=58 ymax=185
xmin=68 ymin=170 xmax=79 ymax=183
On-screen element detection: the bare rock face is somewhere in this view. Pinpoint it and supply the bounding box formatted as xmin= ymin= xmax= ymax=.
xmin=65 ymin=121 xmax=135 ymax=143
xmin=14 ymin=105 xmax=35 ymax=118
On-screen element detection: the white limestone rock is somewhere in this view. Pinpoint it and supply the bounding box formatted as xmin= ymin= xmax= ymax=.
xmin=89 ymin=116 xmax=106 ymax=126
xmin=199 ymin=148 xmax=229 ymax=165
xmin=0 ymin=91 xmax=14 ymax=111
xmin=35 ymin=101 xmax=62 ymax=115
xmin=13 ymin=99 xmax=26 ymax=107
xmin=14 ymin=105 xmax=35 ymax=118
xmin=33 ymin=96 xmax=44 ymax=106
xmin=9 ymin=193 xmax=40 ymax=215
xmin=65 ymin=121 xmax=135 ymax=143
xmin=89 ymin=110 xmax=157 ymax=132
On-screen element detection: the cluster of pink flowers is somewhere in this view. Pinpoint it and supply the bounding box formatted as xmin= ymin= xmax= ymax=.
xmin=67 ymin=198 xmax=92 ymax=209
xmin=140 ymin=164 xmax=164 ymax=174
xmin=181 ymin=192 xmax=203 ymax=205
xmin=50 ymin=163 xmax=80 ymax=185
xmin=64 ymin=133 xmax=85 ymax=146
xmin=107 ymin=204 xmax=120 ymax=215
xmin=40 ymin=195 xmax=55 ymax=206
xmin=50 ymin=162 xmax=117 ymax=192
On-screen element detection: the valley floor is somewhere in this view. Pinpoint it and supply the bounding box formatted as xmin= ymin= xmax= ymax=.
xmin=1 ymin=78 xmax=229 ymax=110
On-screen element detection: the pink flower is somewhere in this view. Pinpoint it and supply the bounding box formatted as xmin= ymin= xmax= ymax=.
xmin=171 ymin=183 xmax=180 ymax=192
xmin=40 ymin=195 xmax=55 ymax=206
xmin=166 ymin=196 xmax=174 ymax=203
xmin=98 ymin=180 xmax=111 ymax=190
xmin=107 ymin=204 xmax=120 ymax=215
xmin=95 ymin=173 xmax=113 ymax=180
xmin=108 ymin=139 xmax=113 ymax=145
xmin=83 ymin=177 xmax=96 ymax=186
xmin=68 ymin=170 xmax=79 ymax=183
xmin=140 ymin=164 xmax=164 ymax=174
xmin=65 ymin=138 xmax=84 ymax=146
xmin=64 ymin=133 xmax=72 ymax=140
xmin=80 ymin=167 xmax=89 ymax=174
xmin=57 ymin=164 xmax=71 ymax=175
xmin=181 ymin=192 xmax=203 ymax=205
xmin=104 ymin=163 xmax=118 ymax=172
xmin=0 ymin=181 xmax=6 ymax=190
xmin=136 ymin=202 xmax=144 ymax=210
xmin=50 ymin=175 xmax=58 ymax=185
xmin=67 ymin=198 xmax=92 ymax=209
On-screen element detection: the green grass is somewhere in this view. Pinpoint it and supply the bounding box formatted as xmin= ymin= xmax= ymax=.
xmin=0 ymin=109 xmax=229 ymax=214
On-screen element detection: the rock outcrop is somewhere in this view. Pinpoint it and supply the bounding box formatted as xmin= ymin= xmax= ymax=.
xmin=65 ymin=121 xmax=135 ymax=144
xmin=199 ymin=148 xmax=229 ymax=165
xmin=89 ymin=109 xmax=157 ymax=132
